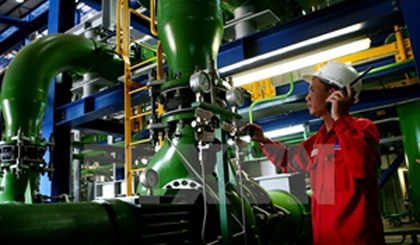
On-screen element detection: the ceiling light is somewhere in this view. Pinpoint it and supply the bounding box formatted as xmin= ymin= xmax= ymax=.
xmin=264 ymin=124 xmax=305 ymax=139
xmin=16 ymin=0 xmax=24 ymax=3
xmin=232 ymin=37 xmax=371 ymax=86
xmin=219 ymin=24 xmax=363 ymax=75
xmin=239 ymin=124 xmax=305 ymax=142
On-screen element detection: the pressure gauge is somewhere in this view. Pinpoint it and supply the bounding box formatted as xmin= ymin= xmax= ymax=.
xmin=139 ymin=169 xmax=159 ymax=188
xmin=190 ymin=71 xmax=212 ymax=93
xmin=226 ymin=87 xmax=244 ymax=107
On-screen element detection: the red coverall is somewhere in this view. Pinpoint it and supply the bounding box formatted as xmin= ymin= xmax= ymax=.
xmin=259 ymin=115 xmax=385 ymax=245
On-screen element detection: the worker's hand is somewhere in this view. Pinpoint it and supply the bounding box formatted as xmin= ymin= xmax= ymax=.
xmin=240 ymin=123 xmax=269 ymax=143
xmin=326 ymin=85 xmax=353 ymax=121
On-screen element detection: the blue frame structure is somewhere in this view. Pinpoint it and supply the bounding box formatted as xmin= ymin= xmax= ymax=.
xmin=54 ymin=0 xmax=419 ymax=131
xmin=40 ymin=0 xmax=76 ymax=197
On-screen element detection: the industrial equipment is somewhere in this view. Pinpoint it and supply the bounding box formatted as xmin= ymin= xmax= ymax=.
xmin=0 ymin=0 xmax=311 ymax=244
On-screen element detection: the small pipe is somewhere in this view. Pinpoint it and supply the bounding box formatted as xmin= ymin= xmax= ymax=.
xmin=248 ymin=72 xmax=295 ymax=123
xmin=150 ymin=0 xmax=158 ymax=36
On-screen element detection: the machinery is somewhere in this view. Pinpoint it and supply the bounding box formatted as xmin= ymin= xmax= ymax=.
xmin=0 ymin=0 xmax=312 ymax=244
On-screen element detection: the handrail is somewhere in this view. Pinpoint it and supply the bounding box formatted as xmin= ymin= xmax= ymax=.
xmin=150 ymin=0 xmax=158 ymax=36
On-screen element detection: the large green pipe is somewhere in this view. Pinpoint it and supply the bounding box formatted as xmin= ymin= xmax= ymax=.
xmin=0 ymin=200 xmax=138 ymax=244
xmin=397 ymin=100 xmax=420 ymax=219
xmin=0 ymin=34 xmax=123 ymax=203
xmin=157 ymin=0 xmax=223 ymax=82
xmin=268 ymin=190 xmax=311 ymax=245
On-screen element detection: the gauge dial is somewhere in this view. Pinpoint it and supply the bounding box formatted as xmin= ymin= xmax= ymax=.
xmin=139 ymin=169 xmax=159 ymax=188
xmin=226 ymin=87 xmax=244 ymax=107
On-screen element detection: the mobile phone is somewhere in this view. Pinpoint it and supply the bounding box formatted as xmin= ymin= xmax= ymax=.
xmin=325 ymin=66 xmax=373 ymax=113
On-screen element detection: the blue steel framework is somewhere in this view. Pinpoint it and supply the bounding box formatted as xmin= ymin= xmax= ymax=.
xmin=4 ymin=0 xmax=419 ymax=195
xmin=40 ymin=0 xmax=76 ymax=196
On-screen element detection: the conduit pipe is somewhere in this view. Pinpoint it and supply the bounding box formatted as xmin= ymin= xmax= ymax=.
xmin=0 ymin=34 xmax=123 ymax=203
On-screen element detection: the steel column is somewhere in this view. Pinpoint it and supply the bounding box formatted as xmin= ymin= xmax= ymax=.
xmin=399 ymin=0 xmax=420 ymax=78
xmin=41 ymin=0 xmax=76 ymax=197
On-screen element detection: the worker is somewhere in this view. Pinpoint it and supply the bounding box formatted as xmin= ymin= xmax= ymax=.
xmin=241 ymin=61 xmax=385 ymax=245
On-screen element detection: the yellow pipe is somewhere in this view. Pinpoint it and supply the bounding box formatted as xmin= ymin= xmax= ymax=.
xmin=131 ymin=138 xmax=152 ymax=146
xmin=150 ymin=0 xmax=158 ymax=36
xmin=129 ymin=8 xmax=151 ymax=22
xmin=129 ymin=56 xmax=157 ymax=70
xmin=121 ymin=0 xmax=133 ymax=196
xmin=138 ymin=105 xmax=144 ymax=130
xmin=129 ymin=86 xmax=148 ymax=95
xmin=129 ymin=111 xmax=151 ymax=120
xmin=130 ymin=39 xmax=157 ymax=52
xmin=156 ymin=41 xmax=163 ymax=80
xmin=115 ymin=0 xmax=122 ymax=54
xmin=395 ymin=25 xmax=407 ymax=61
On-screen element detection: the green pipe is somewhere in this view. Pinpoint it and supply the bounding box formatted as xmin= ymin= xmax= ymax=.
xmin=0 ymin=200 xmax=138 ymax=244
xmin=247 ymin=73 xmax=294 ymax=158
xmin=2 ymin=34 xmax=122 ymax=142
xmin=0 ymin=34 xmax=123 ymax=203
xmin=157 ymin=0 xmax=223 ymax=81
xmin=366 ymin=59 xmax=414 ymax=75
xmin=397 ymin=100 xmax=420 ymax=220
xmin=249 ymin=72 xmax=295 ymax=124
xmin=268 ymin=190 xmax=311 ymax=245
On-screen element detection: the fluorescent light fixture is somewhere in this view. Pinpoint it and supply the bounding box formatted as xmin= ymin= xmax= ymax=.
xmin=232 ymin=37 xmax=371 ymax=86
xmin=265 ymin=124 xmax=305 ymax=139
xmin=239 ymin=124 xmax=305 ymax=142
xmin=219 ymin=24 xmax=363 ymax=74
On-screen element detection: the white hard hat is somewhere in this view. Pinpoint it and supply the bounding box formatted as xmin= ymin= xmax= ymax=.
xmin=302 ymin=61 xmax=363 ymax=98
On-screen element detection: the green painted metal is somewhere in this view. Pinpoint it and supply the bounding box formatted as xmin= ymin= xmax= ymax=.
xmin=161 ymin=112 xmax=195 ymax=124
xmin=0 ymin=200 xmax=137 ymax=244
xmin=0 ymin=170 xmax=38 ymax=204
xmin=0 ymin=34 xmax=123 ymax=203
xmin=397 ymin=100 xmax=420 ymax=219
xmin=157 ymin=0 xmax=223 ymax=81
xmin=268 ymin=190 xmax=311 ymax=245
xmin=2 ymin=34 xmax=122 ymax=143
xmin=137 ymin=125 xmax=198 ymax=195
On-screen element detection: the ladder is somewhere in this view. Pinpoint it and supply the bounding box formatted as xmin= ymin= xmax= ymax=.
xmin=115 ymin=0 xmax=163 ymax=196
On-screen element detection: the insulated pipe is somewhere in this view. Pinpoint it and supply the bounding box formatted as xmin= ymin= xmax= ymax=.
xmin=0 ymin=34 xmax=123 ymax=203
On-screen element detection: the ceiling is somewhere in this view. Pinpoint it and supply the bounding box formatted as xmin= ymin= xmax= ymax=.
xmin=0 ymin=0 xmax=46 ymax=33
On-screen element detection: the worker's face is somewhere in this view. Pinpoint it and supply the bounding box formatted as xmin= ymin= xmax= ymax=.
xmin=305 ymin=78 xmax=333 ymax=117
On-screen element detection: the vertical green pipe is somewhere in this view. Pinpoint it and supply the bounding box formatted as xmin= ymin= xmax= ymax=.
xmin=157 ymin=0 xmax=223 ymax=82
xmin=0 ymin=34 xmax=123 ymax=203
xmin=397 ymin=100 xmax=420 ymax=219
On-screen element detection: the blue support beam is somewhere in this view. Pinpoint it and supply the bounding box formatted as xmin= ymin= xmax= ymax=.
xmin=399 ymin=0 xmax=420 ymax=79
xmin=55 ymin=83 xmax=150 ymax=128
xmin=218 ymin=0 xmax=403 ymax=75
xmin=379 ymin=152 xmax=405 ymax=189
xmin=0 ymin=15 xmax=28 ymax=28
xmin=81 ymin=0 xmax=157 ymax=38
xmin=0 ymin=11 xmax=47 ymax=54
xmin=41 ymin=0 xmax=76 ymax=198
